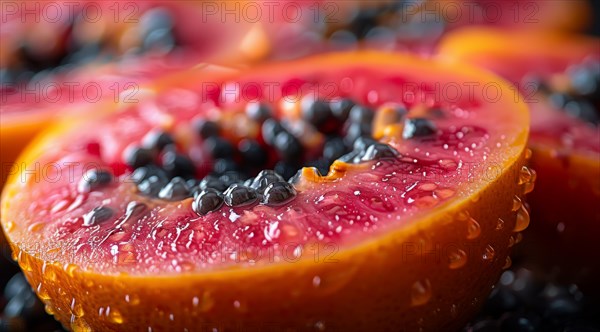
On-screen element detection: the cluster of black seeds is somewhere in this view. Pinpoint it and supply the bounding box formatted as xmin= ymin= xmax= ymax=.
xmin=112 ymin=98 xmax=439 ymax=216
xmin=463 ymin=268 xmax=600 ymax=332
xmin=0 ymin=7 xmax=177 ymax=88
xmin=527 ymin=58 xmax=600 ymax=125
xmin=0 ymin=260 xmax=63 ymax=332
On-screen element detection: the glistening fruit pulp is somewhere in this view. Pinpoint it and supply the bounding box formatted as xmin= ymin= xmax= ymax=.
xmin=3 ymin=53 xmax=527 ymax=276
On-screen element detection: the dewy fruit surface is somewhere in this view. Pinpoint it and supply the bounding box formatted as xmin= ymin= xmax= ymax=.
xmin=438 ymin=28 xmax=600 ymax=290
xmin=2 ymin=52 xmax=530 ymax=331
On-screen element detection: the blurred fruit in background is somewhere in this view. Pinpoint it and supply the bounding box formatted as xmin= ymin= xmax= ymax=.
xmin=0 ymin=1 xmax=253 ymax=189
xmin=238 ymin=0 xmax=593 ymax=62
xmin=438 ymin=27 xmax=600 ymax=294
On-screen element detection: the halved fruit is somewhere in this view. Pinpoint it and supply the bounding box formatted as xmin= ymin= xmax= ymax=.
xmin=437 ymin=27 xmax=600 ymax=291
xmin=1 ymin=52 xmax=530 ymax=331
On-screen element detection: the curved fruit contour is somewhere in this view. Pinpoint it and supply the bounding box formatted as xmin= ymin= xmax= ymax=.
xmin=437 ymin=27 xmax=600 ymax=290
xmin=2 ymin=52 xmax=530 ymax=331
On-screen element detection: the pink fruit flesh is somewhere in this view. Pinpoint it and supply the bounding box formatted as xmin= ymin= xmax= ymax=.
xmin=8 ymin=65 xmax=523 ymax=275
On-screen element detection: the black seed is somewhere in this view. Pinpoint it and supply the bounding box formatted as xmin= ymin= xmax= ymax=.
xmin=137 ymin=175 xmax=168 ymax=197
xmin=130 ymin=165 xmax=169 ymax=184
xmin=469 ymin=319 xmax=500 ymax=332
xmin=213 ymin=158 xmax=238 ymax=174
xmin=274 ymin=131 xmax=303 ymax=163
xmin=337 ymin=151 xmax=361 ymax=164
xmin=349 ymin=8 xmax=379 ymax=38
xmin=192 ymin=189 xmax=224 ymax=215
xmin=262 ymin=181 xmax=297 ymax=206
xmin=3 ymin=291 xmax=36 ymax=318
xmin=82 ymin=206 xmax=114 ymax=227
xmin=564 ymin=99 xmax=599 ymax=124
xmin=499 ymin=313 xmax=537 ymax=332
xmin=161 ymin=148 xmax=196 ymax=178
xmin=139 ymin=7 xmax=174 ymax=36
xmin=353 ymin=136 xmax=378 ymax=152
xmin=323 ymin=137 xmax=348 ymax=162
xmin=568 ymin=61 xmax=599 ymax=98
xmin=545 ymin=297 xmax=581 ymax=318
xmin=125 ymin=201 xmax=147 ymax=218
xmin=143 ymin=28 xmax=176 ymax=54
xmin=549 ymin=92 xmax=571 ymax=109
xmin=301 ymin=97 xmax=335 ymax=133
xmin=330 ymin=98 xmax=356 ymax=121
xmin=77 ymin=169 xmax=113 ymax=193
xmin=245 ymin=102 xmax=273 ymax=123
xmin=261 ymin=119 xmax=285 ymax=146
xmin=238 ymin=139 xmax=267 ymax=167
xmin=250 ymin=170 xmax=285 ymax=191
xmin=275 ymin=161 xmax=299 ymax=180
xmin=305 ymin=158 xmax=330 ymax=176
xmin=484 ymin=287 xmax=519 ymax=315
xmin=203 ymin=137 xmax=234 ymax=159
xmin=288 ymin=169 xmax=303 ymax=185
xmin=158 ymin=177 xmax=191 ymax=201
xmin=223 ymin=184 xmax=258 ymax=207
xmin=195 ymin=120 xmax=221 ymax=139
xmin=198 ymin=176 xmax=227 ymax=194
xmin=4 ymin=274 xmax=28 ymax=300
xmin=124 ymin=146 xmax=154 ymax=169
xmin=344 ymin=123 xmax=372 ymax=147
xmin=219 ymin=171 xmax=246 ymax=187
xmin=142 ymin=130 xmax=174 ymax=151
xmin=349 ymin=105 xmax=375 ymax=124
xmin=402 ymin=118 xmax=437 ymax=139
xmin=361 ymin=143 xmax=400 ymax=161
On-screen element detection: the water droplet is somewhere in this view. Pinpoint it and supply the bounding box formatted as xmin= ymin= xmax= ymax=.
xmin=512 ymin=196 xmax=522 ymax=212
xmin=192 ymin=292 xmax=215 ymax=312
xmin=45 ymin=304 xmax=56 ymax=315
xmin=42 ymin=263 xmax=57 ymax=282
xmin=513 ymin=205 xmax=530 ymax=232
xmin=5 ymin=221 xmax=15 ymax=232
xmin=71 ymin=298 xmax=84 ymax=317
xmin=108 ymin=308 xmax=124 ymax=324
xmin=482 ymin=245 xmax=495 ymax=261
xmin=64 ymin=264 xmax=79 ymax=277
xmin=496 ymin=218 xmax=505 ymax=230
xmin=514 ymin=232 xmax=523 ymax=244
xmin=125 ymin=294 xmax=140 ymax=306
xmin=71 ymin=316 xmax=91 ymax=332
xmin=17 ymin=251 xmax=32 ymax=272
xmin=466 ymin=218 xmax=481 ymax=240
xmin=456 ymin=210 xmax=470 ymax=221
xmin=525 ymin=148 xmax=532 ymax=159
xmin=312 ymin=276 xmax=321 ymax=288
xmin=233 ymin=300 xmax=247 ymax=313
xmin=447 ymin=249 xmax=467 ymax=269
xmin=518 ymin=166 xmax=532 ymax=185
xmin=410 ymin=279 xmax=432 ymax=306
xmin=27 ymin=222 xmax=45 ymax=233
xmin=557 ymin=222 xmax=566 ymax=233
xmin=37 ymin=283 xmax=50 ymax=300
xmin=508 ymin=235 xmax=515 ymax=248
xmin=503 ymin=256 xmax=512 ymax=270
xmin=315 ymin=321 xmax=326 ymax=331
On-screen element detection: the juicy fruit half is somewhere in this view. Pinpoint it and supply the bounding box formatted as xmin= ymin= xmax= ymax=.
xmin=2 ymin=52 xmax=530 ymax=331
xmin=438 ymin=28 xmax=600 ymax=290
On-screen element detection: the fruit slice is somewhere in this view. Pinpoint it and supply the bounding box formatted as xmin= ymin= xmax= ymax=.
xmin=2 ymin=52 xmax=530 ymax=331
xmin=438 ymin=27 xmax=600 ymax=290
